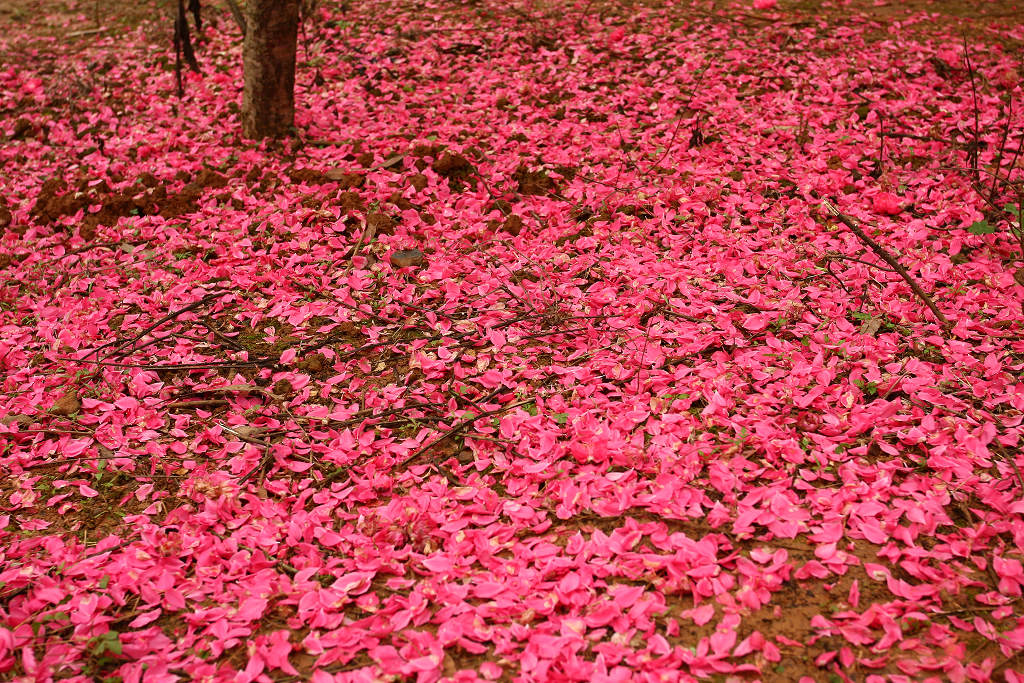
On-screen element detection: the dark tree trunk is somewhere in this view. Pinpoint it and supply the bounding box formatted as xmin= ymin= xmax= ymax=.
xmin=241 ymin=0 xmax=300 ymax=138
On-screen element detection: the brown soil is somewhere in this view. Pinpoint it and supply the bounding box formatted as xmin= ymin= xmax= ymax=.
xmin=336 ymin=191 xmax=366 ymax=214
xmin=512 ymin=164 xmax=558 ymax=196
xmin=0 ymin=0 xmax=173 ymax=52
xmin=432 ymin=152 xmax=475 ymax=179
xmin=367 ymin=211 xmax=396 ymax=235
xmin=625 ymin=0 xmax=1024 ymax=47
xmin=408 ymin=173 xmax=428 ymax=191
xmin=502 ymin=214 xmax=523 ymax=235
xmin=48 ymin=390 xmax=81 ymax=416
xmin=28 ymin=168 xmax=235 ymax=238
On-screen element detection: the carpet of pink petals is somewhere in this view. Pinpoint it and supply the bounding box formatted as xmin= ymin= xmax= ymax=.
xmin=2 ymin=0 xmax=1024 ymax=681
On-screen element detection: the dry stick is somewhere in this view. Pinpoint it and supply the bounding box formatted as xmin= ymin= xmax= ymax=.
xmin=341 ymin=223 xmax=376 ymax=276
xmin=165 ymin=399 xmax=229 ymax=410
xmin=823 ymin=202 xmax=949 ymax=327
xmin=96 ymin=292 xmax=226 ymax=359
xmin=987 ymin=98 xmax=1013 ymax=205
xmin=54 ymin=358 xmax=262 ymax=370
xmin=877 ymin=113 xmax=886 ymax=176
xmin=36 ymin=241 xmax=129 ymax=268
xmin=827 ymin=253 xmax=896 ymax=273
xmin=963 ymin=36 xmax=982 ymax=187
xmin=880 ymin=130 xmax=955 ymax=144
xmin=233 ymin=428 xmax=277 ymax=485
xmin=400 ymin=399 xmax=533 ymax=469
xmin=197 ymin=317 xmax=246 ymax=351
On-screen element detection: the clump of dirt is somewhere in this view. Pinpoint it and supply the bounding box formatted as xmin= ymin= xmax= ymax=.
xmin=408 ymin=173 xmax=428 ymax=192
xmin=0 ymin=253 xmax=12 ymax=269
xmin=31 ymin=169 xmax=233 ymax=235
xmin=296 ymin=352 xmax=327 ymax=374
xmin=287 ymin=167 xmax=326 ymax=184
xmin=337 ymin=191 xmax=366 ymax=214
xmin=367 ymin=211 xmax=396 ymax=235
xmin=11 ymin=118 xmax=35 ymax=139
xmin=272 ymin=378 xmax=294 ymax=397
xmin=157 ymin=169 xmax=229 ymax=219
xmin=138 ymin=172 xmax=159 ymax=188
xmin=11 ymin=117 xmax=33 ymax=140
xmin=555 ymin=224 xmax=593 ymax=246
xmin=512 ymin=164 xmax=558 ymax=195
xmin=190 ymin=169 xmax=229 ymax=192
xmin=410 ymin=143 xmax=444 ymax=158
xmin=502 ymin=214 xmax=523 ymax=235
xmin=387 ymin=192 xmax=414 ymax=211
xmin=0 ymin=204 xmax=12 ymax=232
xmin=284 ymin=167 xmax=365 ymax=190
xmin=490 ymin=199 xmax=514 ymax=214
xmin=326 ymin=170 xmax=365 ymax=189
xmin=433 ymin=152 xmax=475 ymax=180
xmin=31 ymin=177 xmax=87 ymax=222
xmin=49 ymin=390 xmax=81 ymax=416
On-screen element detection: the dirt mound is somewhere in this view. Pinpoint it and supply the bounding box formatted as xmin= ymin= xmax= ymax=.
xmin=502 ymin=214 xmax=523 ymax=235
xmin=367 ymin=211 xmax=395 ymax=235
xmin=410 ymin=143 xmax=444 ymax=158
xmin=31 ymin=177 xmax=87 ymax=222
xmin=287 ymin=167 xmax=326 ymax=184
xmin=30 ymin=169 xmax=234 ymax=235
xmin=512 ymin=164 xmax=556 ymax=195
xmin=408 ymin=173 xmax=428 ymax=191
xmin=325 ymin=170 xmax=365 ymax=189
xmin=433 ymin=152 xmax=475 ymax=179
xmin=0 ymin=204 xmax=13 ymax=233
xmin=337 ymin=191 xmax=366 ymax=214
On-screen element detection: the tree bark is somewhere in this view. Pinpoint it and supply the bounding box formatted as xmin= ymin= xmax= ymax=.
xmin=241 ymin=0 xmax=300 ymax=138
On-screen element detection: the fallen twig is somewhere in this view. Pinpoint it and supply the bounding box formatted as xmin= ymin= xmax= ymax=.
xmin=963 ymin=37 xmax=982 ymax=186
xmin=400 ymin=398 xmax=533 ymax=468
xmin=54 ymin=357 xmax=264 ymax=370
xmin=96 ymin=292 xmax=227 ymax=359
xmin=342 ymin=222 xmax=377 ymax=276
xmin=823 ymin=202 xmax=949 ymax=327
xmin=65 ymin=26 xmax=110 ymax=38
xmin=165 ymin=399 xmax=230 ymax=410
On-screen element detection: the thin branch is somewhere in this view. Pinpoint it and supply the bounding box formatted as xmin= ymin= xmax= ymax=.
xmin=823 ymin=202 xmax=949 ymax=328
xmin=963 ymin=36 xmax=981 ymax=186
xmin=96 ymin=292 xmax=226 ymax=359
xmin=342 ymin=222 xmax=376 ymax=276
xmin=400 ymin=399 xmax=533 ymax=468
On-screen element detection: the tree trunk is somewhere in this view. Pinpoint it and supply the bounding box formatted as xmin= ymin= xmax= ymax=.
xmin=241 ymin=0 xmax=300 ymax=138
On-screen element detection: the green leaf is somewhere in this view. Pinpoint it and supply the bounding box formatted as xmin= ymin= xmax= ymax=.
xmin=98 ymin=575 xmax=110 ymax=590
xmin=968 ymin=220 xmax=997 ymax=235
xmin=105 ymin=633 xmax=123 ymax=656
xmin=552 ymin=412 xmax=568 ymax=425
xmin=89 ymin=630 xmax=123 ymax=656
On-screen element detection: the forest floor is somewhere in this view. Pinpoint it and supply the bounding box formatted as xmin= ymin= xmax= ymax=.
xmin=1 ymin=0 xmax=1024 ymax=681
